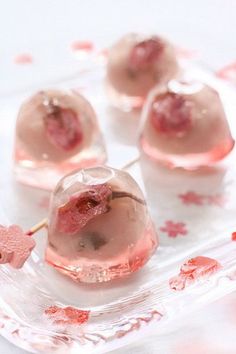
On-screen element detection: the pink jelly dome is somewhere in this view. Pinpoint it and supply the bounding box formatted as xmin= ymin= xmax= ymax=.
xmin=15 ymin=89 xmax=100 ymax=163
xmin=106 ymin=33 xmax=179 ymax=97
xmin=139 ymin=79 xmax=234 ymax=168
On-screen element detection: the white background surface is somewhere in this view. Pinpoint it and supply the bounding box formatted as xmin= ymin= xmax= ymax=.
xmin=1 ymin=1 xmax=236 ymax=353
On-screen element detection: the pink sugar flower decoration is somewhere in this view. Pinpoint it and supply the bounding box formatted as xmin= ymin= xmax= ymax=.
xmin=178 ymin=191 xmax=204 ymax=205
xmin=160 ymin=220 xmax=187 ymax=238
xmin=0 ymin=225 xmax=35 ymax=268
xmin=57 ymin=184 xmax=112 ymax=234
xmin=45 ymin=306 xmax=90 ymax=325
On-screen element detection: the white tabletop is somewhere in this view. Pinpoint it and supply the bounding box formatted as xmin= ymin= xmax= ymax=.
xmin=1 ymin=0 xmax=236 ymax=353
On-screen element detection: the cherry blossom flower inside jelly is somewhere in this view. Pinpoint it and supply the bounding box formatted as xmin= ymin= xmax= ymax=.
xmin=46 ymin=166 xmax=158 ymax=283
xmin=14 ymin=90 xmax=107 ymax=190
xmin=106 ymin=33 xmax=179 ymax=109
xmin=139 ymin=80 xmax=234 ymax=168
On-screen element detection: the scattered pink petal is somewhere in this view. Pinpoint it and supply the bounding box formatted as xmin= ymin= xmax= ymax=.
xmin=179 ymin=190 xmax=227 ymax=207
xmin=71 ymin=87 xmax=86 ymax=95
xmin=0 ymin=225 xmax=35 ymax=268
xmin=232 ymin=232 xmax=236 ymax=241
xmin=160 ymin=220 xmax=187 ymax=238
xmin=45 ymin=306 xmax=90 ymax=325
xmin=217 ymin=62 xmax=236 ymax=85
xmin=98 ymin=48 xmax=109 ymax=58
xmin=175 ymin=46 xmax=199 ymax=59
xmin=206 ymin=194 xmax=227 ymax=207
xmin=14 ymin=53 xmax=33 ymax=65
xmin=57 ymin=184 xmax=112 ymax=234
xmin=169 ymin=256 xmax=221 ymax=291
xmin=71 ymin=40 xmax=94 ymax=52
xmin=38 ymin=196 xmax=50 ymax=209
xmin=178 ymin=191 xmax=204 ymax=205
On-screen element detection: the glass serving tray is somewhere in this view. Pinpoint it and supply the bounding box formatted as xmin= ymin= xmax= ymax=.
xmin=1 ymin=53 xmax=236 ymax=354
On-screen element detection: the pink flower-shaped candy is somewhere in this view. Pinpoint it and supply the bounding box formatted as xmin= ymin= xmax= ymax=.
xmin=0 ymin=225 xmax=35 ymax=268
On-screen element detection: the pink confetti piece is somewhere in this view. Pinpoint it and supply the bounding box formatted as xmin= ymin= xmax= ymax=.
xmin=160 ymin=220 xmax=188 ymax=238
xmin=0 ymin=225 xmax=35 ymax=268
xmin=169 ymin=256 xmax=221 ymax=291
xmin=14 ymin=53 xmax=33 ymax=65
xmin=45 ymin=306 xmax=90 ymax=325
xmin=71 ymin=40 xmax=94 ymax=52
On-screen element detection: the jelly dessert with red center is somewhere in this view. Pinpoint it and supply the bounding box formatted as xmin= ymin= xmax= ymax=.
xmin=106 ymin=33 xmax=179 ymax=109
xmin=46 ymin=166 xmax=158 ymax=283
xmin=139 ymin=80 xmax=234 ymax=168
xmin=14 ymin=90 xmax=107 ymax=190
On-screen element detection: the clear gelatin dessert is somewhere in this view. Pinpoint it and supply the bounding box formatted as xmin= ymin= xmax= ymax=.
xmin=46 ymin=166 xmax=158 ymax=283
xmin=14 ymin=89 xmax=107 ymax=190
xmin=106 ymin=33 xmax=179 ymax=110
xmin=139 ymin=80 xmax=234 ymax=169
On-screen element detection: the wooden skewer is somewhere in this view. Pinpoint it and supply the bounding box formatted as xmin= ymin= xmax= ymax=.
xmin=26 ymin=218 xmax=48 ymax=236
xmin=120 ymin=156 xmax=140 ymax=171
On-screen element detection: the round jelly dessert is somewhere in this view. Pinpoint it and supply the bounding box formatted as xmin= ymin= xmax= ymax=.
xmin=14 ymin=89 xmax=107 ymax=189
xmin=139 ymin=80 xmax=234 ymax=168
xmin=46 ymin=166 xmax=158 ymax=283
xmin=106 ymin=33 xmax=179 ymax=109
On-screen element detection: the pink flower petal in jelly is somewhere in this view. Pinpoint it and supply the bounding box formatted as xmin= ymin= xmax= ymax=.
xmin=160 ymin=221 xmax=187 ymax=238
xmin=129 ymin=37 xmax=164 ymax=70
xmin=0 ymin=225 xmax=35 ymax=268
xmin=57 ymin=184 xmax=112 ymax=234
xmin=44 ymin=108 xmax=83 ymax=151
xmin=169 ymin=256 xmax=222 ymax=291
xmin=45 ymin=306 xmax=90 ymax=325
xmin=151 ymin=93 xmax=193 ymax=136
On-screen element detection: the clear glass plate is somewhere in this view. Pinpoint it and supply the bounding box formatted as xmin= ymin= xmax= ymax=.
xmin=1 ymin=53 xmax=236 ymax=353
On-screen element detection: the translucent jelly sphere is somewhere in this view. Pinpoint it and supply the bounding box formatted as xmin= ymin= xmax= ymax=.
xmin=106 ymin=33 xmax=179 ymax=110
xmin=139 ymin=80 xmax=235 ymax=169
xmin=14 ymin=90 xmax=107 ymax=190
xmin=46 ymin=166 xmax=158 ymax=283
